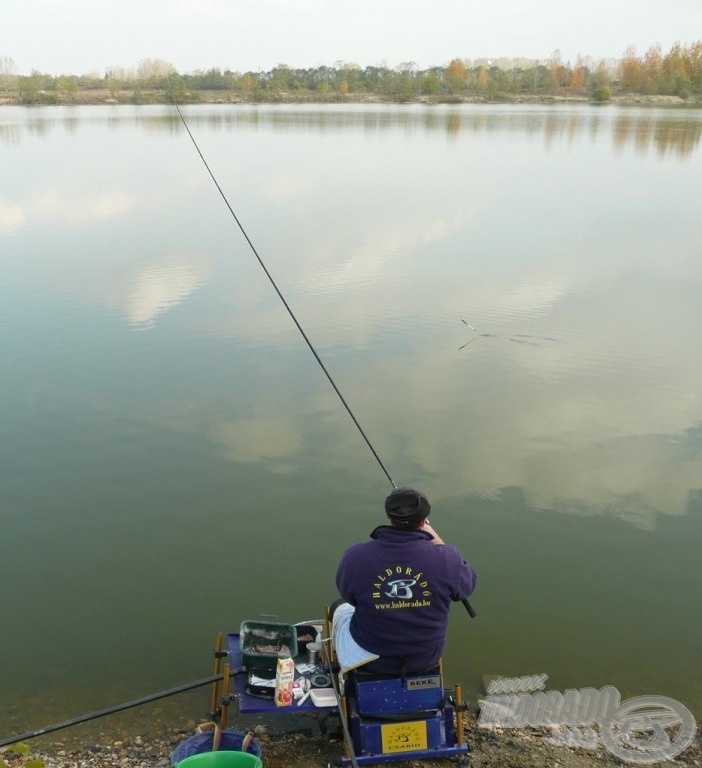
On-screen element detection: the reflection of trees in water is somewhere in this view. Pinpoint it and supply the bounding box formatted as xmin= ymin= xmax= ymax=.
xmin=654 ymin=119 xmax=702 ymax=158
xmin=0 ymin=123 xmax=20 ymax=145
xmin=445 ymin=113 xmax=461 ymax=137
xmin=614 ymin=114 xmax=702 ymax=158
xmin=0 ymin=115 xmax=54 ymax=142
xmin=3 ymin=107 xmax=700 ymax=157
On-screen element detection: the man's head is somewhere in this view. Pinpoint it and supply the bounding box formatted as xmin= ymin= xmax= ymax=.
xmin=385 ymin=487 xmax=431 ymax=529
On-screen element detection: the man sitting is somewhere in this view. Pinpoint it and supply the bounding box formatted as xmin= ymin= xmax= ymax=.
xmin=332 ymin=487 xmax=476 ymax=675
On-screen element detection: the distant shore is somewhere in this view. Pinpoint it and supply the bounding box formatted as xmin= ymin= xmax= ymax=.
xmin=1 ymin=89 xmax=700 ymax=108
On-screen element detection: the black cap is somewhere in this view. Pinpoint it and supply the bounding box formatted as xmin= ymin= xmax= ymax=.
xmin=384 ymin=487 xmax=431 ymax=525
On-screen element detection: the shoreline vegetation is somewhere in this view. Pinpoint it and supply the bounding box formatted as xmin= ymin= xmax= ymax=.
xmin=1 ymin=88 xmax=698 ymax=108
xmin=2 ymin=42 xmax=702 ymax=107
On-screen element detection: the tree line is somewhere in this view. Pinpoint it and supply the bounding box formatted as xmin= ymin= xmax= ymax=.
xmin=1 ymin=42 xmax=701 ymax=105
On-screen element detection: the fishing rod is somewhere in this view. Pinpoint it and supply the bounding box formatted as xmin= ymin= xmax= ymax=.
xmin=168 ymin=94 xmax=394 ymax=489
xmin=169 ymin=90 xmax=474 ymax=619
xmin=0 ymin=673 xmax=228 ymax=749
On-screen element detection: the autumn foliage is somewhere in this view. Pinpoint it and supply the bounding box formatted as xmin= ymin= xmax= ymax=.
xmin=3 ymin=42 xmax=702 ymax=105
xmin=621 ymin=43 xmax=702 ymax=97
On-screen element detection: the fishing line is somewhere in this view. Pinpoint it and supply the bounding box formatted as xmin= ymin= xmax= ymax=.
xmin=169 ymin=92 xmax=395 ymax=490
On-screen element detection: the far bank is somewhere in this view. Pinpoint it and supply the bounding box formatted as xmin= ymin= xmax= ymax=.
xmin=1 ymin=88 xmax=700 ymax=108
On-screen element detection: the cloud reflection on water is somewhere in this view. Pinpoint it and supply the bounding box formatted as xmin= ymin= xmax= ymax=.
xmin=0 ymin=197 xmax=26 ymax=235
xmin=122 ymin=258 xmax=207 ymax=327
xmin=192 ymin=221 xmax=701 ymax=531
xmin=4 ymin=105 xmax=701 ymax=529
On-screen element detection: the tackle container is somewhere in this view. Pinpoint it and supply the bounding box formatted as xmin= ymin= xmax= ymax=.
xmin=239 ymin=620 xmax=297 ymax=672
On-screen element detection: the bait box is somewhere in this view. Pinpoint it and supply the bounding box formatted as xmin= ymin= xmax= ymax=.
xmin=294 ymin=624 xmax=318 ymax=655
xmin=239 ymin=620 xmax=298 ymax=672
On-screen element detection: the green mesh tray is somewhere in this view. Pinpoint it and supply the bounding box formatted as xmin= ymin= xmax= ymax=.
xmin=239 ymin=620 xmax=298 ymax=670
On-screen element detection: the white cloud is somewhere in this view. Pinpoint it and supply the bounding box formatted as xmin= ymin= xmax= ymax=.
xmin=0 ymin=199 xmax=26 ymax=236
xmin=124 ymin=258 xmax=207 ymax=327
xmin=210 ymin=417 xmax=302 ymax=464
xmin=3 ymin=185 xmax=134 ymax=233
xmin=32 ymin=189 xmax=132 ymax=226
xmin=261 ymin=170 xmax=316 ymax=204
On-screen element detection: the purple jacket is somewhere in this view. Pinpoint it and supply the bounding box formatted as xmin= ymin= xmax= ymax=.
xmin=336 ymin=525 xmax=476 ymax=673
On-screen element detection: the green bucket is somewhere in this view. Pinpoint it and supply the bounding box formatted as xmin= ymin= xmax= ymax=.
xmin=176 ymin=751 xmax=263 ymax=768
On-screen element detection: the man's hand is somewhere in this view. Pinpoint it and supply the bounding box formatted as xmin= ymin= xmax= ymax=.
xmin=421 ymin=520 xmax=445 ymax=545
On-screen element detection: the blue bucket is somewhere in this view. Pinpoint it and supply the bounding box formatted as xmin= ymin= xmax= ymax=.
xmin=170 ymin=731 xmax=262 ymax=766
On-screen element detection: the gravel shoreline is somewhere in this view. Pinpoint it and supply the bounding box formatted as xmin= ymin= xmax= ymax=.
xmin=4 ymin=709 xmax=700 ymax=768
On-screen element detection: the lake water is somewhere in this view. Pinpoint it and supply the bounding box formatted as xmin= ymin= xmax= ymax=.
xmin=1 ymin=103 xmax=701 ymax=742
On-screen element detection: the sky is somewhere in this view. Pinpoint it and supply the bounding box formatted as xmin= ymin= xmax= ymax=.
xmin=2 ymin=0 xmax=701 ymax=76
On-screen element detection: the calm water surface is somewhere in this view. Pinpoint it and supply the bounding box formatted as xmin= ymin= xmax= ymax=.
xmin=1 ymin=104 xmax=701 ymax=740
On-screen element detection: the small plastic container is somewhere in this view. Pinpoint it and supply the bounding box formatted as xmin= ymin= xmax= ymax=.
xmin=309 ymin=687 xmax=337 ymax=708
